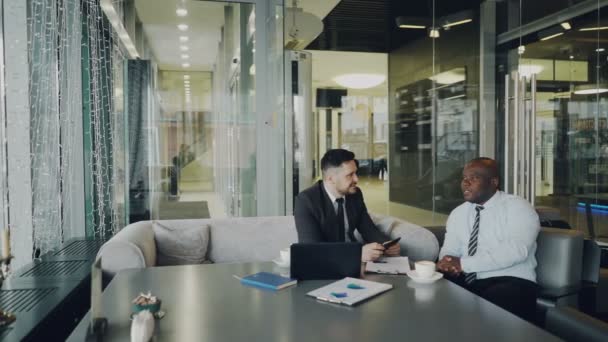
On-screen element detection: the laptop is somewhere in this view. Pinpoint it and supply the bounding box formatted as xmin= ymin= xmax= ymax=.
xmin=290 ymin=243 xmax=362 ymax=280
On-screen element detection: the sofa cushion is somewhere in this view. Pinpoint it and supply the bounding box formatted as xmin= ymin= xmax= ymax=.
xmin=153 ymin=221 xmax=210 ymax=265
xmin=208 ymin=216 xmax=298 ymax=263
xmin=96 ymin=220 xmax=156 ymax=275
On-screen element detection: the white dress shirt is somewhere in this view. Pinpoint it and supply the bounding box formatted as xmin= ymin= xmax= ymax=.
xmin=439 ymin=191 xmax=540 ymax=283
xmin=323 ymin=183 xmax=351 ymax=241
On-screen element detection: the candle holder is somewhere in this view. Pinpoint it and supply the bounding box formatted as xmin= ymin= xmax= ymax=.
xmin=0 ymin=255 xmax=13 ymax=287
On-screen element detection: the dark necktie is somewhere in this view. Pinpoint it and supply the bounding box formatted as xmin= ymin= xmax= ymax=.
xmin=464 ymin=205 xmax=484 ymax=284
xmin=336 ymin=198 xmax=345 ymax=242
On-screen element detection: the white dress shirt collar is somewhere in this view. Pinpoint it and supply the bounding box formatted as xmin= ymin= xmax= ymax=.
xmin=467 ymin=190 xmax=501 ymax=209
xmin=323 ymin=182 xmax=344 ymax=204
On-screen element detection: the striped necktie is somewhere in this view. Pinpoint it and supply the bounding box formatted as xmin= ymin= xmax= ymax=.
xmin=464 ymin=205 xmax=484 ymax=284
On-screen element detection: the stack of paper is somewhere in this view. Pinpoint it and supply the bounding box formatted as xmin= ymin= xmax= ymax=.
xmin=365 ymin=256 xmax=410 ymax=274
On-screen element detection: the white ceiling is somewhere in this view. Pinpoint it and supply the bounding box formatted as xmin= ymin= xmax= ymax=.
xmin=308 ymin=50 xmax=388 ymax=96
xmin=134 ymin=0 xmax=341 ymax=72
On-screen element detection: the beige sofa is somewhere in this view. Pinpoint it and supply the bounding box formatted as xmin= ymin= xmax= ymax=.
xmin=97 ymin=214 xmax=440 ymax=277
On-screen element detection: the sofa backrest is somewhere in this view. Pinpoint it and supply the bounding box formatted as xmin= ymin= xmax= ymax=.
xmin=206 ymin=216 xmax=297 ymax=263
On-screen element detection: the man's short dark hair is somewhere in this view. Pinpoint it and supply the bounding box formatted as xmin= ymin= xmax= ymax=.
xmin=321 ymin=149 xmax=355 ymax=174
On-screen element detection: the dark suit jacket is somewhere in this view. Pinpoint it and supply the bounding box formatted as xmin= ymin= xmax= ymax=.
xmin=294 ymin=180 xmax=389 ymax=243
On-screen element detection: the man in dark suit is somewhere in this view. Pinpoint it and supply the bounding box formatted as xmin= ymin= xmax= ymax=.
xmin=294 ymin=149 xmax=400 ymax=262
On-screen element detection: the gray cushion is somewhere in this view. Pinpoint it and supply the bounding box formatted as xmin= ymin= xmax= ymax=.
xmin=208 ymin=216 xmax=297 ymax=263
xmin=153 ymin=221 xmax=210 ymax=266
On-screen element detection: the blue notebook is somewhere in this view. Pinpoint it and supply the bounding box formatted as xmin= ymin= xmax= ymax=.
xmin=240 ymin=272 xmax=297 ymax=290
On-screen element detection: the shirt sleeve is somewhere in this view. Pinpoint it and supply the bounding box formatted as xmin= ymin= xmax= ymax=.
xmin=439 ymin=210 xmax=462 ymax=259
xmin=460 ymin=199 xmax=540 ymax=273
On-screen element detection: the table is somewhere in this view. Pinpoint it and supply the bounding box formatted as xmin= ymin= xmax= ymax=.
xmin=68 ymin=262 xmax=561 ymax=341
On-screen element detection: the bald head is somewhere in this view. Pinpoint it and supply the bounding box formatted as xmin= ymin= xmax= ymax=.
xmin=466 ymin=157 xmax=499 ymax=179
xmin=461 ymin=157 xmax=500 ymax=204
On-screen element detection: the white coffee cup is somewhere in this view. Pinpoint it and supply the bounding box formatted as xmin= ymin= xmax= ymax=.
xmin=280 ymin=247 xmax=290 ymax=263
xmin=415 ymin=260 xmax=436 ymax=279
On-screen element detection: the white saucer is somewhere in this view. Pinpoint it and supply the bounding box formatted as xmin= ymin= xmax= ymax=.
xmin=272 ymin=258 xmax=290 ymax=268
xmin=406 ymin=270 xmax=443 ymax=284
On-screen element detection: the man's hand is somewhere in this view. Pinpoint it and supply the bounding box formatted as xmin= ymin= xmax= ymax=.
xmin=384 ymin=243 xmax=400 ymax=256
xmin=362 ymin=243 xmax=385 ymax=262
xmin=437 ymin=255 xmax=462 ymax=275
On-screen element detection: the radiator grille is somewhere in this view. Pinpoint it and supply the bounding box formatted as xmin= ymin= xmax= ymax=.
xmin=21 ymin=260 xmax=87 ymax=277
xmin=0 ymin=288 xmax=56 ymax=312
xmin=54 ymin=240 xmax=104 ymax=256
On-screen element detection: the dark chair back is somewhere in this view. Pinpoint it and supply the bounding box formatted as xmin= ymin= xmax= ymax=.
xmin=535 ymin=228 xmax=584 ymax=316
xmin=545 ymin=306 xmax=608 ymax=342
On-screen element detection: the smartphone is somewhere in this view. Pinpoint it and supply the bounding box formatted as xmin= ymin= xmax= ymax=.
xmin=382 ymin=237 xmax=401 ymax=248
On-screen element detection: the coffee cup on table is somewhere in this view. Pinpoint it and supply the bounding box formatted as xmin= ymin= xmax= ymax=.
xmin=415 ymin=260 xmax=436 ymax=279
xmin=280 ymin=247 xmax=291 ymax=264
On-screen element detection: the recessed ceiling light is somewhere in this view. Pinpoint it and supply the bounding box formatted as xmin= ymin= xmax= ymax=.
xmin=597 ymin=48 xmax=605 ymax=52
xmin=333 ymin=73 xmax=386 ymax=89
xmin=182 ymin=63 xmax=190 ymax=68
xmin=179 ymin=36 xmax=189 ymax=42
xmin=177 ymin=24 xmax=188 ymax=31
xmin=181 ymin=54 xmax=190 ymax=59
xmin=180 ymin=46 xmax=189 ymax=51
xmin=176 ymin=8 xmax=188 ymax=17
xmin=183 ymin=75 xmax=190 ymax=80
xmin=561 ymin=22 xmax=572 ymax=30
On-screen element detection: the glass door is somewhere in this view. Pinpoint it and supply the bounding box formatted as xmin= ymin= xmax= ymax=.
xmin=498 ymin=3 xmax=608 ymax=241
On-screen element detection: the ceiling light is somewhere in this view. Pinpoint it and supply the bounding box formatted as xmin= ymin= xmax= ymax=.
xmin=395 ymin=16 xmax=428 ymax=29
xmin=570 ymin=55 xmax=574 ymax=59
xmin=179 ymin=36 xmax=189 ymax=42
xmin=182 ymin=63 xmax=190 ymax=68
xmin=429 ymin=68 xmax=466 ymax=85
xmin=561 ymin=22 xmax=572 ymax=30
xmin=574 ymin=84 xmax=608 ymax=94
xmin=183 ymin=75 xmax=190 ymax=80
xmin=176 ymin=8 xmax=188 ymax=17
xmin=597 ymin=48 xmax=605 ymax=52
xmin=579 ymin=26 xmax=608 ymax=31
xmin=180 ymin=46 xmax=189 ymax=51
xmin=540 ymin=32 xmax=563 ymax=41
xmin=443 ymin=19 xmax=472 ymax=29
xmin=181 ymin=54 xmax=190 ymax=59
xmin=333 ymin=73 xmax=386 ymax=89
xmin=441 ymin=10 xmax=473 ymax=29
xmin=429 ymin=28 xmax=440 ymax=38
xmin=539 ymin=26 xmax=565 ymax=41
xmin=177 ymin=24 xmax=188 ymax=31
xmin=399 ymin=25 xmax=426 ymax=29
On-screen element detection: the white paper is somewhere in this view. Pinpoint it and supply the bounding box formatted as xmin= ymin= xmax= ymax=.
xmin=307 ymin=277 xmax=393 ymax=306
xmin=365 ymin=256 xmax=410 ymax=274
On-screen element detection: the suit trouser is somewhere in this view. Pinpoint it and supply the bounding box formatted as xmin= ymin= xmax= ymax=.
xmin=446 ymin=274 xmax=538 ymax=323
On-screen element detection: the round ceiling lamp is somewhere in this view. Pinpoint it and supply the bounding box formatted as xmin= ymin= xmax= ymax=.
xmin=333 ymin=73 xmax=386 ymax=89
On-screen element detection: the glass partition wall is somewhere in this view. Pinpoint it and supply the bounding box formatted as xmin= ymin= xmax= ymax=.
xmin=388 ymin=1 xmax=480 ymax=226
xmin=127 ymin=0 xmax=284 ymax=221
